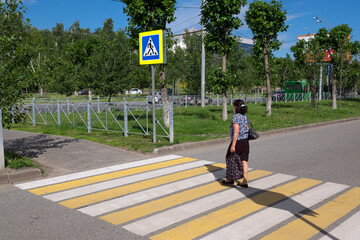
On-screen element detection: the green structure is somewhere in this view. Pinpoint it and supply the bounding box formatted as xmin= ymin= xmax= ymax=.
xmin=284 ymin=80 xmax=311 ymax=100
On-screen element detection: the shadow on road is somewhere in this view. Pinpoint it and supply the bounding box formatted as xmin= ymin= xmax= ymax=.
xmin=4 ymin=134 xmax=79 ymax=158
xmin=204 ymin=164 xmax=339 ymax=240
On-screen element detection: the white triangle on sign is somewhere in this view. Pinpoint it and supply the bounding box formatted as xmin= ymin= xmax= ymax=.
xmin=143 ymin=37 xmax=159 ymax=57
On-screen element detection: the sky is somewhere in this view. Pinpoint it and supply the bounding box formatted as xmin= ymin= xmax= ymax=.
xmin=22 ymin=0 xmax=360 ymax=58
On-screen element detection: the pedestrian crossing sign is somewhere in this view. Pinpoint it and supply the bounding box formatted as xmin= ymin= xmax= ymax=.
xmin=139 ymin=30 xmax=166 ymax=65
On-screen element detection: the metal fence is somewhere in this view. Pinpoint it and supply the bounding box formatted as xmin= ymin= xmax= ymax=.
xmin=21 ymin=97 xmax=174 ymax=142
xmin=20 ymin=92 xmax=358 ymax=142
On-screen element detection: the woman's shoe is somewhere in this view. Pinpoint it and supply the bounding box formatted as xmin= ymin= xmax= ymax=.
xmin=237 ymin=183 xmax=248 ymax=188
xmin=221 ymin=179 xmax=234 ymax=185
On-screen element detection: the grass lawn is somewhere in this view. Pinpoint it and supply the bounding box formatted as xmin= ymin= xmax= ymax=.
xmin=11 ymin=99 xmax=360 ymax=153
xmin=3 ymin=150 xmax=44 ymax=172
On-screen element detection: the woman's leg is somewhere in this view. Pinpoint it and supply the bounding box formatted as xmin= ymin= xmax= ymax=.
xmin=241 ymin=161 xmax=248 ymax=184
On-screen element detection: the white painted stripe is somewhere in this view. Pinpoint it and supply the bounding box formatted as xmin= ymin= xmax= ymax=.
xmin=318 ymin=210 xmax=360 ymax=240
xmin=123 ymin=173 xmax=296 ymax=236
xmin=79 ymin=168 xmax=254 ymax=217
xmin=79 ymin=169 xmax=226 ymax=216
xmin=200 ymin=182 xmax=349 ymax=240
xmin=44 ymin=160 xmax=213 ymax=202
xmin=15 ymin=155 xmax=182 ymax=190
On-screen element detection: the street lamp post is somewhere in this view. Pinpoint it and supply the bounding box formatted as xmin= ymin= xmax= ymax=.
xmin=313 ymin=16 xmax=331 ymax=100
xmin=313 ymin=17 xmax=331 ymax=30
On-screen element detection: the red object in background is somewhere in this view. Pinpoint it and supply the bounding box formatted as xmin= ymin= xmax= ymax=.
xmin=324 ymin=49 xmax=334 ymax=61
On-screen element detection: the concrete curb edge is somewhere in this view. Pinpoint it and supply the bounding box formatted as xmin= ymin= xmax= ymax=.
xmin=0 ymin=168 xmax=42 ymax=185
xmin=153 ymin=117 xmax=360 ymax=155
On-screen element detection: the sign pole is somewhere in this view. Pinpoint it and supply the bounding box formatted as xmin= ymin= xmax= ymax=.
xmin=319 ymin=65 xmax=323 ymax=100
xmin=0 ymin=109 xmax=5 ymax=170
xmin=152 ymin=65 xmax=156 ymax=143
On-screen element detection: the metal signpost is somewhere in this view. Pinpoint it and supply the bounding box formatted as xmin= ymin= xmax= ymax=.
xmin=326 ymin=64 xmax=331 ymax=93
xmin=139 ymin=30 xmax=166 ymax=143
xmin=0 ymin=109 xmax=4 ymax=170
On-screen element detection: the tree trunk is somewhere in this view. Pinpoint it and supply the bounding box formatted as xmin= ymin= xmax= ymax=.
xmin=332 ymin=71 xmax=337 ymax=110
xmin=221 ymin=54 xmax=227 ymax=121
xmin=160 ymin=66 xmax=169 ymax=128
xmin=264 ymin=49 xmax=272 ymax=116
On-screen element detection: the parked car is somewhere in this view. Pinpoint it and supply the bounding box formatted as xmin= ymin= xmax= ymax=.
xmin=272 ymin=91 xmax=285 ymax=101
xmin=147 ymin=92 xmax=162 ymax=103
xmin=180 ymin=95 xmax=198 ymax=105
xmin=78 ymin=89 xmax=89 ymax=95
xmin=130 ymin=88 xmax=142 ymax=94
xmin=126 ymin=88 xmax=142 ymax=95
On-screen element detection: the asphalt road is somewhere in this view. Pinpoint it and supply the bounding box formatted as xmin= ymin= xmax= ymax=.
xmin=173 ymin=119 xmax=360 ymax=186
xmin=1 ymin=119 xmax=359 ymax=240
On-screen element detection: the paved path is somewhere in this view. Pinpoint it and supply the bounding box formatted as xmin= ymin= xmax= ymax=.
xmin=3 ymin=130 xmax=145 ymax=177
xmin=12 ymin=154 xmax=360 ymax=240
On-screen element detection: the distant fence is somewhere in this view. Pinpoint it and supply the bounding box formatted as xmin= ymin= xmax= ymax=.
xmin=20 ymin=92 xmax=358 ymax=142
xmin=21 ymin=97 xmax=174 ymax=143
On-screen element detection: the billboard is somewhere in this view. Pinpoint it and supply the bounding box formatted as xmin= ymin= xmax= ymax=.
xmin=297 ymin=34 xmax=350 ymax=62
xmin=297 ymin=34 xmax=333 ymax=62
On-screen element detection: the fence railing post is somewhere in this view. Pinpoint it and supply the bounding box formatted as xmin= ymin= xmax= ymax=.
xmin=216 ymin=95 xmax=219 ymax=106
xmin=169 ymin=102 xmax=174 ymax=143
xmin=97 ymin=96 xmax=100 ymax=113
xmin=67 ymin=97 xmax=70 ymax=114
xmin=185 ymin=95 xmax=188 ymax=107
xmin=230 ymin=94 xmax=233 ymax=104
xmin=57 ymin=100 xmax=61 ymax=125
xmin=0 ymin=109 xmax=4 ymax=170
xmin=32 ymin=97 xmax=36 ymax=126
xmin=255 ymin=93 xmax=257 ymax=104
xmin=87 ymin=100 xmax=91 ymax=133
xmin=123 ymin=97 xmax=128 ymax=137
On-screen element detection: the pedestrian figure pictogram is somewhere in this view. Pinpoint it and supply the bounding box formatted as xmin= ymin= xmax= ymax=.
xmin=144 ymin=38 xmax=158 ymax=56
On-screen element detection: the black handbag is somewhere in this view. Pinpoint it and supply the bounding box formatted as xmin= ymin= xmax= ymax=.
xmin=248 ymin=121 xmax=259 ymax=140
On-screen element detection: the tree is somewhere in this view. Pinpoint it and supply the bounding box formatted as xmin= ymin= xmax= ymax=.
xmin=90 ymin=30 xmax=133 ymax=101
xmin=0 ymin=0 xmax=31 ymax=127
xmin=201 ymin=0 xmax=247 ymax=121
xmin=271 ymin=54 xmax=296 ymax=91
xmin=227 ymin=43 xmax=257 ymax=93
xmin=245 ymin=0 xmax=288 ymax=116
xmin=121 ymin=0 xmax=176 ymax=127
xmin=291 ymin=37 xmax=324 ymax=108
xmin=316 ymin=25 xmax=360 ymax=109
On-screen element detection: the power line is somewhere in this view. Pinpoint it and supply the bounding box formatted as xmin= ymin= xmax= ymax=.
xmin=168 ymin=14 xmax=200 ymax=29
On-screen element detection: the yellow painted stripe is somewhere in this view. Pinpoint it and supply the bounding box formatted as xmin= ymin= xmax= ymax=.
xmin=100 ymin=170 xmax=272 ymax=225
xmin=262 ymin=187 xmax=360 ymax=240
xmin=150 ymin=178 xmax=321 ymax=240
xmin=29 ymin=157 xmax=196 ymax=195
xmin=59 ymin=163 xmax=225 ymax=209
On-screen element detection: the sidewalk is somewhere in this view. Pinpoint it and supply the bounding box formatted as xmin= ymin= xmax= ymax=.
xmin=1 ymin=130 xmax=145 ymax=184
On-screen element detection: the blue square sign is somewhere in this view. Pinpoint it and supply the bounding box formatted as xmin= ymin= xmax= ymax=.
xmin=139 ymin=30 xmax=166 ymax=65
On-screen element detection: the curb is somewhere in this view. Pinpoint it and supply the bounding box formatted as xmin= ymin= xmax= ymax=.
xmin=153 ymin=117 xmax=360 ymax=155
xmin=0 ymin=168 xmax=42 ymax=185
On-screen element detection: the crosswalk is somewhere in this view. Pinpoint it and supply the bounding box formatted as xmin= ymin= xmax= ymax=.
xmin=15 ymin=155 xmax=360 ymax=240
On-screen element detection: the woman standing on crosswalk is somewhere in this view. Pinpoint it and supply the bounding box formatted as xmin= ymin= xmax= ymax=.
xmin=222 ymin=99 xmax=250 ymax=188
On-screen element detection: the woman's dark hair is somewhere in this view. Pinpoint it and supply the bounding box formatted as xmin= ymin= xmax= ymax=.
xmin=233 ymin=99 xmax=247 ymax=115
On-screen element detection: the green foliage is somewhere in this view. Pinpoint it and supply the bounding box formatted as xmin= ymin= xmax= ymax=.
xmin=208 ymin=67 xmax=236 ymax=94
xmin=245 ymin=0 xmax=288 ymax=56
xmin=120 ymin=0 xmax=176 ymax=48
xmin=90 ymin=30 xmax=133 ymax=96
xmin=245 ymin=0 xmax=288 ymax=116
xmin=0 ymin=0 xmax=32 ymax=127
xmin=4 ymin=150 xmax=43 ymax=172
xmin=201 ymin=0 xmax=246 ymax=56
xmin=291 ymin=37 xmax=324 ymax=107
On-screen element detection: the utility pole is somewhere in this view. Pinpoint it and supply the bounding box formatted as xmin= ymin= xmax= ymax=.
xmin=201 ymin=0 xmax=206 ymax=108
